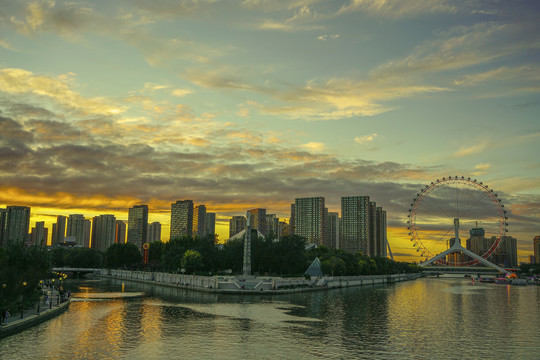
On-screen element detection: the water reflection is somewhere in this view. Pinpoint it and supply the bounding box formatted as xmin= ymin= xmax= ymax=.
xmin=1 ymin=276 xmax=539 ymax=359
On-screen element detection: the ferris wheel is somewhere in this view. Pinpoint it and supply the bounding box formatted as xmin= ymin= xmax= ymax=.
xmin=408 ymin=176 xmax=508 ymax=267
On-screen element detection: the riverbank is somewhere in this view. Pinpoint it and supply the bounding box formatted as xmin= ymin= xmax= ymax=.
xmin=95 ymin=269 xmax=424 ymax=294
xmin=0 ymin=299 xmax=70 ymax=339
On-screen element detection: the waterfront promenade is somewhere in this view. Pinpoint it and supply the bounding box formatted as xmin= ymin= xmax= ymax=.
xmin=0 ymin=287 xmax=70 ymax=339
xmin=96 ymin=269 xmax=423 ymax=294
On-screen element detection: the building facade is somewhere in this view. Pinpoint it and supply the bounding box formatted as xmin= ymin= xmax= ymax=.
xmin=52 ymin=215 xmax=67 ymax=246
xmin=534 ymin=236 xmax=540 ymax=264
xmin=193 ymin=205 xmax=207 ymax=238
xmin=147 ymin=222 xmax=162 ymax=243
xmin=294 ymin=197 xmax=326 ymax=246
xmin=4 ymin=206 xmax=31 ymax=244
xmin=115 ymin=220 xmax=126 ymax=245
xmin=91 ymin=215 xmax=116 ymax=252
xmin=205 ymin=213 xmax=216 ymax=237
xmin=266 ymin=214 xmax=280 ymax=239
xmin=66 ymin=214 xmax=89 ymax=246
xmin=127 ymin=205 xmax=148 ymax=252
xmin=30 ymin=221 xmax=48 ymax=246
xmin=247 ymin=208 xmax=267 ymax=236
xmin=326 ymin=212 xmax=340 ymax=249
xmin=170 ymin=200 xmax=194 ymax=239
xmin=340 ymin=196 xmax=370 ymax=254
xmin=229 ymin=216 xmax=246 ymax=239
xmin=375 ymin=207 xmax=387 ymax=257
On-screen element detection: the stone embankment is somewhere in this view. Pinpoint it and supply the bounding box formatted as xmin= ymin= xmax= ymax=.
xmin=96 ymin=269 xmax=423 ymax=294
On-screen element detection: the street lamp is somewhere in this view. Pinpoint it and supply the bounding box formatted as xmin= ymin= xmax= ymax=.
xmin=20 ymin=282 xmax=27 ymax=319
xmin=37 ymin=280 xmax=43 ymax=315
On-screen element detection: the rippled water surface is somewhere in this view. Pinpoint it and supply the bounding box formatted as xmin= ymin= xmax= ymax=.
xmin=2 ymin=276 xmax=539 ymax=359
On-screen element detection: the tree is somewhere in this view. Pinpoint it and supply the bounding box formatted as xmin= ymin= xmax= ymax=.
xmin=182 ymin=250 xmax=203 ymax=274
xmin=104 ymin=243 xmax=142 ymax=269
xmin=0 ymin=241 xmax=51 ymax=315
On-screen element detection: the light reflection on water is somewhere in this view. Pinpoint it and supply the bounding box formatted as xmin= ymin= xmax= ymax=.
xmin=1 ymin=277 xmax=539 ymax=359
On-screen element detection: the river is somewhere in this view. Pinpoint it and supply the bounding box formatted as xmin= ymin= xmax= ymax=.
xmin=1 ymin=276 xmax=539 ymax=359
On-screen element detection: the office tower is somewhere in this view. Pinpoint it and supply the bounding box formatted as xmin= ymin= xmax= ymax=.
xmin=84 ymin=219 xmax=91 ymax=247
xmin=279 ymin=221 xmax=289 ymax=237
xmin=534 ymin=236 xmax=540 ymax=264
xmin=115 ymin=220 xmax=126 ymax=245
xmin=294 ymin=197 xmax=326 ymax=246
xmin=127 ymin=205 xmax=148 ymax=252
xmin=147 ymin=222 xmax=162 ymax=243
xmin=229 ymin=216 xmax=246 ymax=239
xmin=266 ymin=214 xmax=279 ymax=239
xmin=529 ymin=255 xmax=536 ymax=264
xmin=0 ymin=208 xmax=7 ymax=246
xmin=326 ymin=212 xmax=340 ymax=249
xmin=368 ymin=202 xmax=378 ymax=256
xmin=66 ymin=214 xmax=87 ymax=246
xmin=4 ymin=206 xmax=31 ymax=244
xmin=205 ymin=213 xmax=216 ymax=237
xmin=375 ymin=207 xmax=387 ymax=257
xmin=170 ymin=200 xmax=194 ymax=239
xmin=289 ymin=204 xmax=295 ymax=235
xmin=499 ymin=236 xmax=518 ymax=267
xmin=340 ymin=196 xmax=370 ymax=254
xmin=91 ymin=215 xmax=116 ymax=252
xmin=193 ymin=205 xmax=207 ymax=237
xmin=30 ymin=221 xmax=47 ymax=246
xmin=52 ymin=215 xmax=66 ymax=246
xmin=247 ymin=208 xmax=267 ymax=236
xmin=467 ymin=228 xmax=490 ymax=257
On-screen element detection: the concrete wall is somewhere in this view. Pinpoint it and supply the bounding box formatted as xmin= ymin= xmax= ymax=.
xmin=96 ymin=269 xmax=423 ymax=294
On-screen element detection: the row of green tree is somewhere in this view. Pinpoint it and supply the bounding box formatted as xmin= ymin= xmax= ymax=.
xmin=102 ymin=232 xmax=421 ymax=276
xmin=0 ymin=242 xmax=50 ymax=315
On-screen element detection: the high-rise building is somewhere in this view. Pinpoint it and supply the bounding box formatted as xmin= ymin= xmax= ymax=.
xmin=66 ymin=214 xmax=88 ymax=246
xmin=279 ymin=221 xmax=289 ymax=237
xmin=247 ymin=208 xmax=267 ymax=236
xmin=91 ymin=215 xmax=116 ymax=252
xmin=326 ymin=212 xmax=340 ymax=249
xmin=467 ymin=228 xmax=490 ymax=257
xmin=115 ymin=220 xmax=126 ymax=245
xmin=52 ymin=215 xmax=66 ymax=246
xmin=29 ymin=221 xmax=47 ymax=246
xmin=170 ymin=200 xmax=194 ymax=239
xmin=193 ymin=205 xmax=207 ymax=237
xmin=340 ymin=196 xmax=370 ymax=254
xmin=375 ymin=207 xmax=387 ymax=257
xmin=534 ymin=236 xmax=540 ymax=264
xmin=229 ymin=216 xmax=246 ymax=239
xmin=0 ymin=208 xmax=7 ymax=246
xmin=147 ymin=222 xmax=162 ymax=243
xmin=368 ymin=202 xmax=378 ymax=257
xmin=294 ymin=197 xmax=326 ymax=246
xmin=289 ymin=204 xmax=295 ymax=235
xmin=498 ymin=236 xmax=518 ymax=267
xmin=205 ymin=213 xmax=216 ymax=237
xmin=84 ymin=219 xmax=91 ymax=247
xmin=266 ymin=214 xmax=279 ymax=239
xmin=127 ymin=205 xmax=148 ymax=252
xmin=4 ymin=206 xmax=31 ymax=244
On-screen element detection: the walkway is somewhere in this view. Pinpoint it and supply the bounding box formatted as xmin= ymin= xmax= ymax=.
xmin=0 ymin=287 xmax=70 ymax=339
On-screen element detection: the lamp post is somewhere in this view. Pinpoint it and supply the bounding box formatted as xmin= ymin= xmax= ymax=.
xmin=20 ymin=281 xmax=27 ymax=319
xmin=37 ymin=280 xmax=43 ymax=315
xmin=50 ymin=279 xmax=55 ymax=309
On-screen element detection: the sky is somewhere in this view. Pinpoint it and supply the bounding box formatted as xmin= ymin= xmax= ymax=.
xmin=0 ymin=0 xmax=539 ymax=262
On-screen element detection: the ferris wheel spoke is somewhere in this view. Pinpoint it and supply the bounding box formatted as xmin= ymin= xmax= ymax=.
xmin=460 ymin=191 xmax=489 ymax=220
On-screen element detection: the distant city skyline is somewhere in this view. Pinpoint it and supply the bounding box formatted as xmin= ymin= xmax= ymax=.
xmin=0 ymin=1 xmax=539 ymax=261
